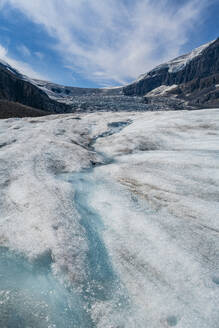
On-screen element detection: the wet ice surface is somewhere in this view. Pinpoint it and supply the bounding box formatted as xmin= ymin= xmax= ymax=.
xmin=0 ymin=109 xmax=219 ymax=327
xmin=0 ymin=247 xmax=93 ymax=328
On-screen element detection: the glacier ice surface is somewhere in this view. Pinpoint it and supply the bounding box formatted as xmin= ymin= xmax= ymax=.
xmin=0 ymin=109 xmax=218 ymax=327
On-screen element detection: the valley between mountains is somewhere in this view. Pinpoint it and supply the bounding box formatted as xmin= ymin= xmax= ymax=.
xmin=0 ymin=38 xmax=218 ymax=117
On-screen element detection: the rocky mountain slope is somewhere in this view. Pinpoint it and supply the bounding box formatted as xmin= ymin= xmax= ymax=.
xmin=0 ymin=38 xmax=218 ymax=116
xmin=0 ymin=61 xmax=70 ymax=114
xmin=0 ymin=100 xmax=48 ymax=119
xmin=124 ymin=38 xmax=219 ymax=107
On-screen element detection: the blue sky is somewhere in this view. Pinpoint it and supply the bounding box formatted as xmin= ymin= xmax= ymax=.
xmin=0 ymin=0 xmax=218 ymax=88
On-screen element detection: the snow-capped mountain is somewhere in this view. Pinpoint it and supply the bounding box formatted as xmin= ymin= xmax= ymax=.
xmin=0 ymin=59 xmax=22 ymax=77
xmin=134 ymin=40 xmax=215 ymax=83
xmin=0 ymin=38 xmax=218 ymax=118
xmin=124 ymin=38 xmax=219 ymax=108
xmin=36 ymin=38 xmax=219 ymax=110
xmin=31 ymin=38 xmax=219 ymax=109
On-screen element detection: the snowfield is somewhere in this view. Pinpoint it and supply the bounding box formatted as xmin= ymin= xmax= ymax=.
xmin=0 ymin=108 xmax=218 ymax=327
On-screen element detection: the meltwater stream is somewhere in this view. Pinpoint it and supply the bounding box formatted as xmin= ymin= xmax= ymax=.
xmin=0 ymin=172 xmax=130 ymax=327
xmin=0 ymin=247 xmax=91 ymax=327
xmin=0 ymin=120 xmax=132 ymax=327
xmin=1 ymin=116 xmax=219 ymax=327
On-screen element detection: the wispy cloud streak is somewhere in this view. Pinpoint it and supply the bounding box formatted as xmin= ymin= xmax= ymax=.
xmin=0 ymin=0 xmax=213 ymax=85
xmin=0 ymin=43 xmax=47 ymax=79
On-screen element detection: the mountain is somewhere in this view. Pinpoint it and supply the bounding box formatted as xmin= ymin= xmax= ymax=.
xmin=0 ymin=38 xmax=218 ymax=117
xmin=123 ymin=38 xmax=219 ymax=108
xmin=0 ymin=61 xmax=70 ymax=115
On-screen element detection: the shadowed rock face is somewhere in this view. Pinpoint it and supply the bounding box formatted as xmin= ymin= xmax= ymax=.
xmin=0 ymin=65 xmax=70 ymax=114
xmin=0 ymin=100 xmax=49 ymax=119
xmin=170 ymin=73 xmax=219 ymax=107
xmin=123 ymin=38 xmax=219 ymax=107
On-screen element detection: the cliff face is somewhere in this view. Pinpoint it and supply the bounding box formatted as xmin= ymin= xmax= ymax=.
xmin=123 ymin=38 xmax=219 ymax=106
xmin=0 ymin=65 xmax=70 ymax=113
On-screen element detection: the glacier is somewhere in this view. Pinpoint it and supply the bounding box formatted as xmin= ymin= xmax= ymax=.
xmin=0 ymin=109 xmax=219 ymax=327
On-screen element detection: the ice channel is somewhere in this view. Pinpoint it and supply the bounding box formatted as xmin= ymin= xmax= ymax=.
xmin=0 ymin=120 xmax=132 ymax=327
xmin=0 ymin=117 xmax=218 ymax=327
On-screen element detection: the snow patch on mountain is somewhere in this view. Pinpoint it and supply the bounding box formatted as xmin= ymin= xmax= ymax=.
xmin=134 ymin=40 xmax=215 ymax=83
xmin=0 ymin=59 xmax=21 ymax=76
xmin=167 ymin=40 xmax=215 ymax=73
xmin=145 ymin=84 xmax=178 ymax=97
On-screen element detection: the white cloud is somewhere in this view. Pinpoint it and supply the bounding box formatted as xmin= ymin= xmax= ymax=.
xmin=17 ymin=44 xmax=31 ymax=57
xmin=1 ymin=0 xmax=214 ymax=85
xmin=35 ymin=51 xmax=44 ymax=60
xmin=0 ymin=44 xmax=7 ymax=57
xmin=0 ymin=43 xmax=47 ymax=79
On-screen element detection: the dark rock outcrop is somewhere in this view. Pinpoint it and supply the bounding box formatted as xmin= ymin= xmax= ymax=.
xmin=0 ymin=100 xmax=49 ymax=119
